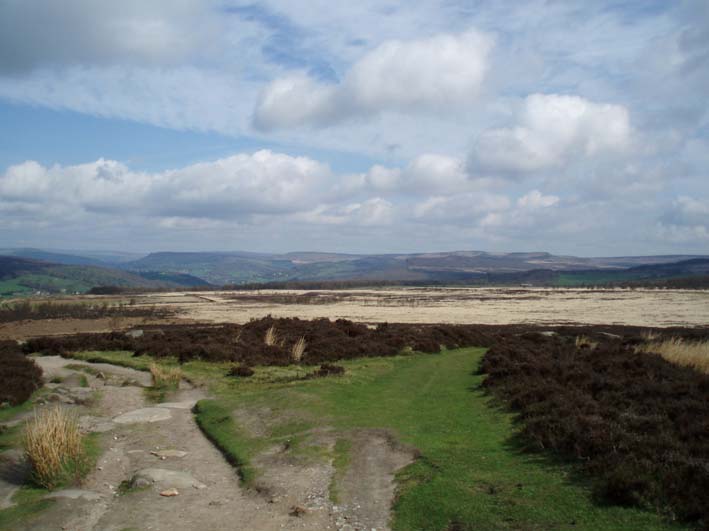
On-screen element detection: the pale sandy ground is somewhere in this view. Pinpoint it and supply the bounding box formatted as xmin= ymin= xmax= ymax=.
xmin=140 ymin=287 xmax=709 ymax=328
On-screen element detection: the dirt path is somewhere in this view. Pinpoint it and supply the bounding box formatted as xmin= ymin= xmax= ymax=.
xmin=8 ymin=357 xmax=411 ymax=531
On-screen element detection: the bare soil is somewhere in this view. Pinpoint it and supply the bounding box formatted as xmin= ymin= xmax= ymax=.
xmin=5 ymin=357 xmax=412 ymax=531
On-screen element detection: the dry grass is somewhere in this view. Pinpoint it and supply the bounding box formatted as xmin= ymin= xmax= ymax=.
xmin=149 ymin=363 xmax=182 ymax=388
xmin=264 ymin=325 xmax=278 ymax=346
xmin=291 ymin=336 xmax=307 ymax=363
xmin=638 ymin=338 xmax=709 ymax=374
xmin=24 ymin=407 xmax=83 ymax=489
xmin=641 ymin=330 xmax=661 ymax=342
xmin=575 ymin=335 xmax=598 ymax=350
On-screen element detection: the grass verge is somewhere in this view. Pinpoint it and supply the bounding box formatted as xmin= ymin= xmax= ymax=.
xmin=196 ymin=348 xmax=686 ymax=531
xmin=193 ymin=400 xmax=256 ymax=485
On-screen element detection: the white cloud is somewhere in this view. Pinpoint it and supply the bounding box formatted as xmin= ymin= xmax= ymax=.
xmin=412 ymin=193 xmax=510 ymax=223
xmin=517 ymin=190 xmax=560 ymax=209
xmin=471 ymin=94 xmax=632 ymax=174
xmin=0 ymin=150 xmax=332 ymax=220
xmin=342 ymin=154 xmax=472 ymax=197
xmin=254 ymin=30 xmax=493 ymax=129
xmin=297 ymin=198 xmax=394 ymax=226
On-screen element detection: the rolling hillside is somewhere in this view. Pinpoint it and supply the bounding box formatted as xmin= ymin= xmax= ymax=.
xmin=2 ymin=249 xmax=708 ymax=291
xmin=120 ymin=250 xmax=708 ymax=286
xmin=0 ymin=256 xmax=210 ymax=297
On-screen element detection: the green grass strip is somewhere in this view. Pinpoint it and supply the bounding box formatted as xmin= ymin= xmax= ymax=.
xmin=193 ymin=399 xmax=256 ymax=485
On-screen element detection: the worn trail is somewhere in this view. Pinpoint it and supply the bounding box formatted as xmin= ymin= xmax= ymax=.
xmin=7 ymin=356 xmax=407 ymax=531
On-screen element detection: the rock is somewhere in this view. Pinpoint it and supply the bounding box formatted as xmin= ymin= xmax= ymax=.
xmin=61 ymin=373 xmax=85 ymax=387
xmin=130 ymin=468 xmax=206 ymax=490
xmin=67 ymin=387 xmax=94 ymax=405
xmin=289 ymin=505 xmax=307 ymax=517
xmin=126 ymin=329 xmax=144 ymax=338
xmin=45 ymin=489 xmax=103 ymax=501
xmin=79 ymin=415 xmax=114 ymax=433
xmin=156 ymin=400 xmax=197 ymax=410
xmin=150 ymin=449 xmax=188 ymax=459
xmin=113 ymin=408 xmax=172 ymax=424
xmin=132 ymin=477 xmax=152 ymax=489
xmin=160 ymin=488 xmax=179 ymax=497
xmin=46 ymin=393 xmax=73 ymax=404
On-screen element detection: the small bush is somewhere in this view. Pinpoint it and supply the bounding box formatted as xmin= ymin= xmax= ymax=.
xmin=0 ymin=340 xmax=43 ymax=405
xmin=227 ymin=365 xmax=254 ymax=378
xmin=24 ymin=407 xmax=83 ymax=489
xmin=312 ymin=363 xmax=345 ymax=377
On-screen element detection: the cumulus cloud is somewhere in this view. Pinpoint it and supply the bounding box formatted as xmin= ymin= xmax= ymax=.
xmin=297 ymin=198 xmax=394 ymax=226
xmin=412 ymin=193 xmax=510 ymax=223
xmin=342 ymin=153 xmax=472 ymax=197
xmin=471 ymin=94 xmax=632 ymax=174
xmin=0 ymin=150 xmax=332 ymax=220
xmin=254 ymin=30 xmax=494 ymax=129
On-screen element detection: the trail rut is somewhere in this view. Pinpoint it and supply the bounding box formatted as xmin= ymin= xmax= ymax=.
xmin=5 ymin=356 xmax=412 ymax=531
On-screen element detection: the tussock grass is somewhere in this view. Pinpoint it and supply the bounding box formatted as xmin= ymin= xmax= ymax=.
xmin=575 ymin=335 xmax=598 ymax=349
xmin=24 ymin=407 xmax=83 ymax=489
xmin=149 ymin=363 xmax=182 ymax=388
xmin=264 ymin=325 xmax=278 ymax=346
xmin=639 ymin=337 xmax=709 ymax=374
xmin=291 ymin=336 xmax=306 ymax=363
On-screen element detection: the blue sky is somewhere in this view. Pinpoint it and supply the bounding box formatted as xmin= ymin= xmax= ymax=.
xmin=0 ymin=0 xmax=707 ymax=255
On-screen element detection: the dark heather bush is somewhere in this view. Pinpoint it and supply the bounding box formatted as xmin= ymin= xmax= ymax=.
xmin=312 ymin=363 xmax=345 ymax=377
xmin=0 ymin=340 xmax=43 ymax=405
xmin=227 ymin=365 xmax=255 ymax=377
xmin=479 ymin=334 xmax=709 ymax=526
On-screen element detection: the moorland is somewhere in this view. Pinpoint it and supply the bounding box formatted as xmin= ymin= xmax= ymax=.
xmin=0 ymin=288 xmax=707 ymax=530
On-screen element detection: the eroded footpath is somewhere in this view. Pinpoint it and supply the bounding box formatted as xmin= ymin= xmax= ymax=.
xmin=4 ymin=356 xmax=409 ymax=531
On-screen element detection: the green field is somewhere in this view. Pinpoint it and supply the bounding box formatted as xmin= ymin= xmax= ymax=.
xmin=62 ymin=348 xmax=683 ymax=531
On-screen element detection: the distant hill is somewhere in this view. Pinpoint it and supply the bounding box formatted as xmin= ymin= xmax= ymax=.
xmin=0 ymin=256 xmax=210 ymax=297
xmin=119 ymin=250 xmax=708 ymax=286
xmin=480 ymin=258 xmax=709 ymax=287
xmin=0 ymin=248 xmax=145 ymax=266
xmin=3 ymin=248 xmax=708 ymax=291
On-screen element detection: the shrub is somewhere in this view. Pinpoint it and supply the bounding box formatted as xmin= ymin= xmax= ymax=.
xmin=227 ymin=365 xmax=254 ymax=377
xmin=312 ymin=363 xmax=345 ymax=377
xmin=24 ymin=407 xmax=83 ymax=489
xmin=0 ymin=340 xmax=43 ymax=405
xmin=480 ymin=334 xmax=709 ymax=525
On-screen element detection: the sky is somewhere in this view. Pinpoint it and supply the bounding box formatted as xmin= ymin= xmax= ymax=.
xmin=0 ymin=0 xmax=708 ymax=256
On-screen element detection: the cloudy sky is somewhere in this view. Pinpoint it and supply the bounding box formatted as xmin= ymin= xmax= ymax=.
xmin=1 ymin=0 xmax=707 ymax=256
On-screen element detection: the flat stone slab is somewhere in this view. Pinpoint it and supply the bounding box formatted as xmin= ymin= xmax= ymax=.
xmin=155 ymin=400 xmax=197 ymax=410
xmin=131 ymin=468 xmax=206 ymax=490
xmin=79 ymin=415 xmax=115 ymax=433
xmin=46 ymin=489 xmax=103 ymax=501
xmin=151 ymin=449 xmax=188 ymax=459
xmin=113 ymin=408 xmax=172 ymax=424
